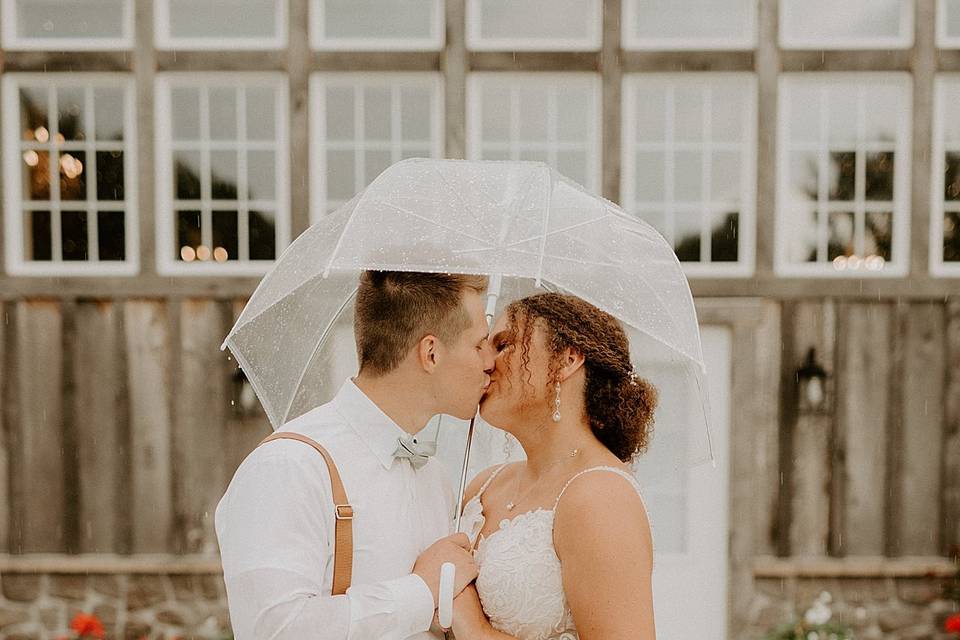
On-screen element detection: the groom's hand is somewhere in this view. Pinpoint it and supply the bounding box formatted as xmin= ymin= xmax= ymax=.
xmin=413 ymin=533 xmax=478 ymax=607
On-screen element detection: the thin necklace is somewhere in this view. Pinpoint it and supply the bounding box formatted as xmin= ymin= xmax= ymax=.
xmin=506 ymin=448 xmax=581 ymax=511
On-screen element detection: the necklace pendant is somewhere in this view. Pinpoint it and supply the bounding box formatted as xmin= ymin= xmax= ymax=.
xmin=506 ymin=501 xmax=515 ymax=511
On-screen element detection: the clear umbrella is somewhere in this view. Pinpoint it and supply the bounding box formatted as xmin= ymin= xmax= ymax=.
xmin=222 ymin=158 xmax=713 ymax=515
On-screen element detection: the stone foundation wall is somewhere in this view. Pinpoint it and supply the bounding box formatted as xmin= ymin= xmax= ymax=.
xmin=745 ymin=576 xmax=959 ymax=639
xmin=0 ymin=572 xmax=230 ymax=640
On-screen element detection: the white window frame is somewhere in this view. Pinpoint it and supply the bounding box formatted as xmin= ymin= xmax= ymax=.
xmin=621 ymin=73 xmax=757 ymax=278
xmin=775 ymin=73 xmax=912 ymax=278
xmin=154 ymin=72 xmax=291 ymax=276
xmin=779 ymin=0 xmax=914 ymax=50
xmin=466 ymin=72 xmax=603 ymax=194
xmin=2 ymin=73 xmax=139 ymax=276
xmin=938 ymin=0 xmax=960 ymax=48
xmin=466 ymin=0 xmax=602 ymax=51
xmin=621 ymin=0 xmax=757 ymax=51
xmin=0 ymin=0 xmax=134 ymax=50
xmin=154 ymin=0 xmax=287 ymax=50
xmin=310 ymin=72 xmax=445 ymax=223
xmin=310 ymin=0 xmax=444 ymax=51
xmin=930 ymin=75 xmax=960 ymax=277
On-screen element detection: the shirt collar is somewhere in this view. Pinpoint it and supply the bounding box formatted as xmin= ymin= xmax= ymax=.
xmin=333 ymin=378 xmax=416 ymax=471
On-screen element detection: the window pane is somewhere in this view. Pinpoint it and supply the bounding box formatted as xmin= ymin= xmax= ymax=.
xmin=94 ymin=87 xmax=124 ymax=141
xmin=400 ymin=88 xmax=432 ymax=140
xmin=472 ymin=0 xmax=598 ymax=48
xmin=517 ymin=88 xmax=549 ymax=142
xmin=635 ymin=152 xmax=666 ymax=201
xmin=97 ymin=211 xmax=125 ymax=261
xmin=781 ymin=0 xmax=908 ymax=48
xmin=25 ymin=210 xmax=52 ymax=261
xmin=247 ymin=150 xmax=276 ymax=200
xmin=320 ymin=0 xmax=435 ymax=41
xmin=57 ymin=87 xmax=86 ymax=141
xmin=866 ymin=211 xmax=892 ymax=260
xmin=828 ymin=152 xmax=856 ymax=201
xmin=626 ymin=0 xmax=754 ymax=48
xmin=249 ymin=210 xmax=276 ymax=260
xmin=212 ymin=210 xmax=239 ymax=261
xmin=789 ymin=151 xmax=819 ymax=201
xmin=945 ymin=212 xmax=960 ymax=263
xmin=865 ymin=152 xmax=894 ymax=201
xmin=15 ymin=0 xmax=126 ymax=40
xmin=174 ymin=151 xmax=202 ymax=200
xmin=945 ymin=152 xmax=960 ymax=201
xmin=674 ymin=210 xmax=701 ymax=262
xmin=20 ymin=87 xmax=50 ymax=139
xmin=481 ymin=86 xmax=510 ymax=142
xmin=326 ymin=150 xmax=356 ymax=200
xmin=96 ymin=151 xmax=124 ymax=200
xmin=61 ymin=211 xmax=88 ymax=261
xmin=363 ymin=87 xmax=392 ymax=142
xmin=246 ymin=88 xmax=276 ymax=140
xmin=171 ymin=88 xmax=201 ymax=140
xmin=710 ymin=211 xmax=738 ymax=262
xmin=60 ymin=151 xmax=87 ymax=201
xmin=209 ymin=88 xmax=238 ymax=140
xmin=828 ymin=211 xmax=855 ymax=260
xmin=168 ymin=0 xmax=278 ymax=40
xmin=325 ymin=87 xmax=355 ymax=140
xmin=943 ymin=0 xmax=960 ymax=44
xmin=210 ymin=151 xmax=239 ymax=200
xmin=176 ymin=210 xmax=202 ymax=259
xmin=365 ymin=150 xmax=392 ymax=183
xmin=23 ymin=150 xmax=51 ymax=201
xmin=673 ymin=151 xmax=702 ymax=202
xmin=711 ymin=151 xmax=741 ymax=201
xmin=556 ymin=86 xmax=590 ymax=143
xmin=673 ymin=87 xmax=703 ymax=143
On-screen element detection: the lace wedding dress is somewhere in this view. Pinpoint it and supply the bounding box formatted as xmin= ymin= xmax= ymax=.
xmin=460 ymin=465 xmax=647 ymax=640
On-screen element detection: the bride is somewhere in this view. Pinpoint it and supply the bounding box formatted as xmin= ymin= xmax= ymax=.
xmin=451 ymin=292 xmax=659 ymax=640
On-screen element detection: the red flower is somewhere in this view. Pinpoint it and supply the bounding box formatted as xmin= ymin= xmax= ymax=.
xmin=69 ymin=612 xmax=105 ymax=639
xmin=946 ymin=613 xmax=960 ymax=633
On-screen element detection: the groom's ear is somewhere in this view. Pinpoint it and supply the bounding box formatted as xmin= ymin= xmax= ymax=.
xmin=416 ymin=334 xmax=439 ymax=373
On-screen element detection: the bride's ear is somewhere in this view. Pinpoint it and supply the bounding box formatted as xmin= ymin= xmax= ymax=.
xmin=558 ymin=347 xmax=585 ymax=381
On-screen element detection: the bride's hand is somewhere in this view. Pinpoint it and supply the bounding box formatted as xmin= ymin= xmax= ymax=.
xmin=451 ymin=584 xmax=489 ymax=638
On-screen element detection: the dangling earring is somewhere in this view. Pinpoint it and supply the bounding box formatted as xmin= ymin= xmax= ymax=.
xmin=552 ymin=381 xmax=562 ymax=422
xmin=502 ymin=431 xmax=516 ymax=461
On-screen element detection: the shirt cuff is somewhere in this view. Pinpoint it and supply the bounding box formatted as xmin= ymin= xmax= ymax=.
xmin=392 ymin=573 xmax=436 ymax=635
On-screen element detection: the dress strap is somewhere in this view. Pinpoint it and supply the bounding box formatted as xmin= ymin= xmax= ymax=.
xmin=476 ymin=463 xmax=510 ymax=499
xmin=553 ymin=466 xmax=644 ymax=510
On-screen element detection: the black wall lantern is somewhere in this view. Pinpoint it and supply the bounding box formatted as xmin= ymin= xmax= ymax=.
xmin=796 ymin=347 xmax=829 ymax=413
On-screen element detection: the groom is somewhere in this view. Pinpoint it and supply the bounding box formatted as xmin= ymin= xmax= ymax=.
xmin=216 ymin=270 xmax=495 ymax=639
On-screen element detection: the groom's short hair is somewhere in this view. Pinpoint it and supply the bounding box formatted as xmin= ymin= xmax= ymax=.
xmin=355 ymin=270 xmax=488 ymax=376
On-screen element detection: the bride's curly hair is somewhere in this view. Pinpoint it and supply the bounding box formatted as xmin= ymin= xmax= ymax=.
xmin=505 ymin=292 xmax=657 ymax=463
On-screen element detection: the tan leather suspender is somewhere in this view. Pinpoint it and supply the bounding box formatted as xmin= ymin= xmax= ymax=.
xmin=258 ymin=432 xmax=354 ymax=596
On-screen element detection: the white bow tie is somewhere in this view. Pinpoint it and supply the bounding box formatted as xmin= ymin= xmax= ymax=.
xmin=393 ymin=434 xmax=437 ymax=470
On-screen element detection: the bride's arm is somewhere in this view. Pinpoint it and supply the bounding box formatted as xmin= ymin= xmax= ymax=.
xmin=553 ymin=472 xmax=656 ymax=640
xmin=450 ymin=585 xmax=517 ymax=640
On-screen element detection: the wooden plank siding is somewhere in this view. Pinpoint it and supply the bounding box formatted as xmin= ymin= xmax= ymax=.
xmin=13 ymin=301 xmax=66 ymax=552
xmin=72 ymin=301 xmax=127 ymax=553
xmin=124 ymin=300 xmax=175 ymax=553
xmin=834 ymin=303 xmax=892 ymax=556
xmin=944 ymin=301 xmax=960 ymax=557
xmin=172 ymin=299 xmax=231 ymax=555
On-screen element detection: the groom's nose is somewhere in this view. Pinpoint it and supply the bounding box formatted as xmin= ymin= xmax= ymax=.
xmin=482 ymin=342 xmax=496 ymax=372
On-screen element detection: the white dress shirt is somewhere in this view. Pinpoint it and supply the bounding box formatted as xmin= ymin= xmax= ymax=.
xmin=216 ymin=379 xmax=456 ymax=640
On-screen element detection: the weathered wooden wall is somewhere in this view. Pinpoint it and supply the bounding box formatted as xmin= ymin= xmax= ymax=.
xmin=0 ymin=296 xmax=956 ymax=558
xmin=1 ymin=297 xmax=271 ymax=555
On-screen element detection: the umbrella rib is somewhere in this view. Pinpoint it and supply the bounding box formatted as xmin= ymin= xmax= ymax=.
xmin=380 ymin=201 xmax=493 ymax=247
xmin=501 ymin=212 xmax=615 ymax=250
xmin=282 ymin=285 xmax=360 ymax=424
xmin=534 ymin=168 xmax=553 ymax=287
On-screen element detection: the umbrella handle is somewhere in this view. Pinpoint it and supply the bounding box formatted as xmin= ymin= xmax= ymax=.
xmin=438 ymin=562 xmax=456 ymax=629
xmin=453 ymin=417 xmax=476 ymax=532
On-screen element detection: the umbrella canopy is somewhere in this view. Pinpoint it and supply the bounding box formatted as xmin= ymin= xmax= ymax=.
xmin=223 ymin=158 xmax=712 ymax=467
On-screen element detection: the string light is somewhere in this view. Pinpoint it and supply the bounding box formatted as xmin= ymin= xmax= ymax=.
xmin=196 ymin=245 xmax=211 ymax=261
xmin=213 ymin=247 xmax=229 ymax=262
xmin=832 ymin=254 xmax=886 ymax=271
xmin=34 ymin=127 xmax=49 ymax=143
xmin=180 ymin=246 xmax=196 ymax=262
xmin=22 ymin=150 xmax=39 ymax=167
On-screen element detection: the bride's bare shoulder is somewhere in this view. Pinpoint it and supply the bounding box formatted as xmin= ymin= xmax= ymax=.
xmin=553 ymin=468 xmax=651 ymax=545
